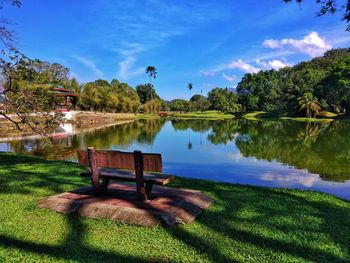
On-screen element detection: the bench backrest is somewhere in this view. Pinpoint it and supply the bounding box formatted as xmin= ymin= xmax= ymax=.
xmin=77 ymin=148 xmax=162 ymax=173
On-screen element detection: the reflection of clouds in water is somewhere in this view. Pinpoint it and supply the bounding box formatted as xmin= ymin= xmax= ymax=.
xmin=261 ymin=170 xmax=320 ymax=187
xmin=226 ymin=152 xmax=243 ymax=162
xmin=0 ymin=143 xmax=9 ymax=152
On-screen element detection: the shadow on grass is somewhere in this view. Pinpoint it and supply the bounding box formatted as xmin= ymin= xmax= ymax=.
xmin=0 ymin=153 xmax=349 ymax=262
xmin=168 ymin=179 xmax=350 ymax=263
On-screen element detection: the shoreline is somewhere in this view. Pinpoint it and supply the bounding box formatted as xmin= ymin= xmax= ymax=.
xmin=0 ymin=119 xmax=135 ymax=142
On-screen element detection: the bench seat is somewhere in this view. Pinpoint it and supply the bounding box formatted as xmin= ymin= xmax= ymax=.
xmin=77 ymin=148 xmax=175 ymax=201
xmin=81 ymin=168 xmax=175 ymax=185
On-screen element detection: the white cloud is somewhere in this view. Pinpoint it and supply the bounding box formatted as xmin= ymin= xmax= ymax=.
xmin=263 ymin=39 xmax=280 ymax=49
xmin=200 ymin=70 xmax=216 ymax=77
xmin=228 ymin=59 xmax=260 ymax=74
xmin=269 ymin=60 xmax=288 ymax=69
xmin=116 ymin=42 xmax=145 ymax=56
xmin=256 ymin=59 xmax=289 ymax=70
xmin=73 ymin=56 xmax=103 ymax=78
xmin=118 ymin=56 xmax=144 ymax=80
xmin=263 ymin=31 xmax=332 ymax=57
xmin=116 ymin=43 xmax=145 ymax=80
xmin=204 ymin=83 xmax=216 ymax=88
xmin=222 ymin=73 xmax=236 ymax=83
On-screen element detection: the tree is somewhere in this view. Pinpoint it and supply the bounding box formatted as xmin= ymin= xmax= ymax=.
xmin=187 ymin=83 xmax=193 ymax=111
xmin=0 ymin=0 xmax=22 ymax=48
xmin=298 ymin=92 xmax=321 ymax=118
xmin=112 ymin=81 xmax=140 ymax=112
xmin=79 ymin=83 xmax=100 ymax=111
xmin=190 ymin=94 xmax=210 ymax=111
xmin=136 ymin=83 xmax=159 ymax=104
xmin=236 ymin=48 xmax=350 ymax=115
xmin=0 ymin=50 xmax=64 ymax=135
xmin=70 ymin=78 xmax=80 ymax=92
xmin=169 ymin=99 xmax=190 ymax=112
xmin=284 ymin=0 xmax=350 ymax=30
xmin=208 ymin=88 xmax=241 ymax=112
xmin=146 ymin=66 xmax=157 ymax=80
xmin=188 ymin=83 xmax=193 ymax=97
xmin=145 ymin=66 xmax=157 ymax=114
xmin=237 ymin=70 xmax=282 ymax=112
xmin=140 ymin=100 xmax=162 ymax=114
xmin=79 ymin=79 xmax=140 ymax=113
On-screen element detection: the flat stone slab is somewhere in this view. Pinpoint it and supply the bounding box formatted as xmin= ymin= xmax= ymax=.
xmin=38 ymin=183 xmax=213 ymax=227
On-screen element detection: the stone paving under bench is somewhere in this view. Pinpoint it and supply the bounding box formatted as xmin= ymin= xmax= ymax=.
xmin=38 ymin=182 xmax=214 ymax=227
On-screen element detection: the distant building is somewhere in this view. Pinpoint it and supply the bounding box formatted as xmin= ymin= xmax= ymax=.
xmin=0 ymin=86 xmax=79 ymax=113
xmin=52 ymin=87 xmax=79 ymax=111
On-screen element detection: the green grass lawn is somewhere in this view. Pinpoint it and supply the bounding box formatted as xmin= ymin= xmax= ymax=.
xmin=136 ymin=113 xmax=161 ymax=119
xmin=0 ymin=153 xmax=349 ymax=262
xmin=171 ymin=111 xmax=235 ymax=119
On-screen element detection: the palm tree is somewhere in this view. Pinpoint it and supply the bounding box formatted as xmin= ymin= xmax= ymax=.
xmin=188 ymin=83 xmax=193 ymax=97
xmin=145 ymin=66 xmax=157 ymax=114
xmin=187 ymin=83 xmax=193 ymax=112
xmin=298 ymin=92 xmax=321 ymax=118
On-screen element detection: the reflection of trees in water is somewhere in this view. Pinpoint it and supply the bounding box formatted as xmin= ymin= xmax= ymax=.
xmin=136 ymin=118 xmax=166 ymax=145
xmin=171 ymin=119 xmax=241 ymax=145
xmin=7 ymin=119 xmax=166 ymax=160
xmin=207 ymin=120 xmax=241 ymax=145
xmin=171 ymin=119 xmax=213 ymax=132
xmin=8 ymin=136 xmax=79 ymax=160
xmin=235 ymin=120 xmax=350 ymax=182
xmin=7 ymin=118 xmax=350 ymax=182
xmin=296 ymin=121 xmax=328 ymax=146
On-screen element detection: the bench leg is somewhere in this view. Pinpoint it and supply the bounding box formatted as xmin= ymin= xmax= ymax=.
xmin=145 ymin=183 xmax=154 ymax=197
xmin=100 ymin=177 xmax=110 ymax=193
xmin=88 ymin=147 xmax=102 ymax=196
xmin=91 ymin=172 xmax=101 ymax=196
xmin=91 ymin=177 xmax=110 ymax=196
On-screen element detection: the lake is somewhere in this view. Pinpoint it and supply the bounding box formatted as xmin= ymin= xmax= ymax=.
xmin=1 ymin=118 xmax=350 ymax=200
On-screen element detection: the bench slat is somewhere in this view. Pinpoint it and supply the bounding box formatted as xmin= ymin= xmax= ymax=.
xmin=80 ymin=168 xmax=175 ymax=185
xmin=77 ymin=150 xmax=162 ymax=172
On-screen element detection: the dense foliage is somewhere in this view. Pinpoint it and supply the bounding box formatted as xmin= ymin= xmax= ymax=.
xmin=208 ymin=88 xmax=241 ymax=112
xmin=0 ymin=51 xmax=68 ymax=134
xmin=190 ymin=94 xmax=211 ymax=111
xmin=2 ymin=48 xmax=350 ymax=129
xmin=80 ymin=79 xmax=140 ymax=113
xmin=237 ymin=48 xmax=350 ymax=116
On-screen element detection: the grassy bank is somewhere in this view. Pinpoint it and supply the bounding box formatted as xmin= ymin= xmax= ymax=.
xmin=0 ymin=153 xmax=349 ymax=262
xmin=242 ymin=111 xmax=337 ymax=122
xmin=136 ymin=113 xmax=161 ymax=119
xmin=171 ymin=111 xmax=235 ymax=119
xmin=280 ymin=117 xmax=334 ymax=123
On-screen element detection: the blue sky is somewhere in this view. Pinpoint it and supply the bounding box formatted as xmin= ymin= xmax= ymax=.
xmin=5 ymin=0 xmax=350 ymax=100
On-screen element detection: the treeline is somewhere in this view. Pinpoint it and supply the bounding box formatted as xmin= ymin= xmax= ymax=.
xmin=167 ymin=87 xmax=240 ymax=113
xmin=3 ymin=48 xmax=349 ymax=117
xmin=79 ymin=79 xmax=140 ymax=113
xmin=237 ymin=48 xmax=350 ymax=116
xmin=78 ymin=80 xmax=241 ymax=114
xmin=1 ymin=52 xmax=241 ymax=114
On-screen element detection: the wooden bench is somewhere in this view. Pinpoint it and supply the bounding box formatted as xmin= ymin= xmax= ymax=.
xmin=77 ymin=147 xmax=175 ymax=201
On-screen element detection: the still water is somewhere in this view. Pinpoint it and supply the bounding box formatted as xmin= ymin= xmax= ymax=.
xmin=1 ymin=118 xmax=350 ymax=200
